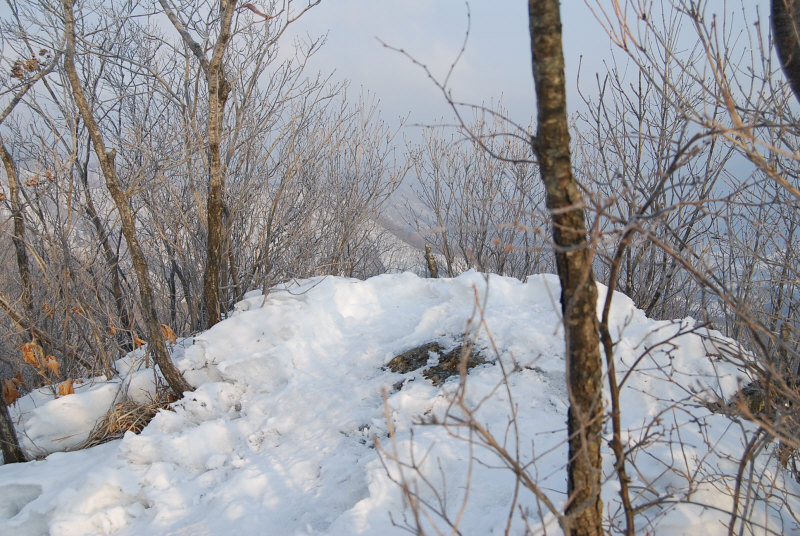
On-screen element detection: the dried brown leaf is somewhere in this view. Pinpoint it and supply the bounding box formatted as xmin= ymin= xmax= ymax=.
xmin=13 ymin=371 xmax=26 ymax=389
xmin=45 ymin=355 xmax=60 ymax=377
xmin=57 ymin=378 xmax=74 ymax=397
xmin=2 ymin=378 xmax=19 ymax=406
xmin=160 ymin=324 xmax=178 ymax=345
xmin=19 ymin=341 xmax=44 ymax=369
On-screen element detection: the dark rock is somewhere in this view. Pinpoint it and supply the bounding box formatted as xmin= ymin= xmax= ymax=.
xmin=422 ymin=345 xmax=485 ymax=386
xmin=387 ymin=341 xmax=486 ymax=387
xmin=386 ymin=342 xmax=443 ymax=374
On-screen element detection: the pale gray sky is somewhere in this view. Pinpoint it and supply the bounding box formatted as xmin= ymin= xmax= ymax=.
xmin=0 ymin=1 xmax=773 ymax=137
xmin=288 ymin=1 xmax=614 ymax=134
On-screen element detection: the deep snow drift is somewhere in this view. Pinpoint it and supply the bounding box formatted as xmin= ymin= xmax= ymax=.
xmin=0 ymin=271 xmax=797 ymax=535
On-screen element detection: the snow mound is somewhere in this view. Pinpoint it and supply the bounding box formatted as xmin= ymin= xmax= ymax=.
xmin=1 ymin=271 xmax=796 ymax=535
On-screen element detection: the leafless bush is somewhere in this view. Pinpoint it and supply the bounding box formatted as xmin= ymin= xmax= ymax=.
xmin=407 ymin=115 xmax=551 ymax=279
xmin=589 ymin=0 xmax=800 ymax=531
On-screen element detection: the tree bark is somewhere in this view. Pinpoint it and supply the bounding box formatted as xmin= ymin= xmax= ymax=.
xmin=202 ymin=0 xmax=235 ymax=327
xmin=202 ymin=51 xmax=231 ymax=326
xmin=62 ymin=0 xmax=192 ymax=397
xmin=773 ymin=0 xmax=800 ymax=105
xmin=425 ymin=243 xmax=439 ymax=278
xmin=0 ymin=389 xmax=25 ymax=464
xmin=528 ymin=2 xmax=603 ymax=534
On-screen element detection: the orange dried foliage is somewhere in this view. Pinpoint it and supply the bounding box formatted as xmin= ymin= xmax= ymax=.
xmin=57 ymin=378 xmax=74 ymax=397
xmin=45 ymin=355 xmax=60 ymax=377
xmin=42 ymin=302 xmax=55 ymax=318
xmin=2 ymin=378 xmax=19 ymax=406
xmin=133 ymin=336 xmax=147 ymax=349
xmin=19 ymin=341 xmax=44 ymax=369
xmin=10 ymin=54 xmax=44 ymax=80
xmin=108 ymin=318 xmax=117 ymax=336
xmin=0 ymin=192 xmax=5 ymax=202
xmin=160 ymin=324 xmax=178 ymax=345
xmin=13 ymin=371 xmax=27 ymax=390
xmin=24 ymin=177 xmax=40 ymax=187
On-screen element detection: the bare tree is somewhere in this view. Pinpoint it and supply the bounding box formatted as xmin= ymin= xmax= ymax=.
xmin=157 ymin=0 xmax=237 ymax=327
xmin=61 ymin=0 xmax=191 ymax=397
xmin=408 ymin=117 xmax=548 ymax=279
xmin=0 ymin=20 xmax=62 ymax=463
xmin=157 ymin=0 xmax=322 ymax=327
xmin=529 ymin=1 xmax=603 ymax=533
xmin=393 ymin=5 xmax=604 ymax=531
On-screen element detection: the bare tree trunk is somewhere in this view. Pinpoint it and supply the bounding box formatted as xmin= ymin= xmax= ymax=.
xmin=0 ymin=53 xmax=55 ymax=344
xmin=202 ymin=2 xmax=234 ymax=326
xmin=62 ymin=0 xmax=192 ymax=397
xmin=157 ymin=0 xmax=235 ymax=327
xmin=0 ymin=139 xmax=34 ymax=337
xmin=773 ymin=0 xmax=800 ymax=104
xmin=0 ymin=390 xmax=25 ymax=464
xmin=76 ymin=143 xmax=134 ymax=351
xmin=425 ymin=243 xmax=439 ymax=278
xmin=528 ymin=2 xmax=603 ymax=534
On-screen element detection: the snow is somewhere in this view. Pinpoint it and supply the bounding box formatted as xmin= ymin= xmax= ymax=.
xmin=1 ymin=271 xmax=797 ymax=535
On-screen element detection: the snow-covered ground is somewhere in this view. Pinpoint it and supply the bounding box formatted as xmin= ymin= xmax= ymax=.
xmin=1 ymin=271 xmax=797 ymax=535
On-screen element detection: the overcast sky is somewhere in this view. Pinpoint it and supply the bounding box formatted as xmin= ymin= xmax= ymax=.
xmin=0 ymin=1 xmax=773 ymax=139
xmin=288 ymin=0 xmax=614 ymax=136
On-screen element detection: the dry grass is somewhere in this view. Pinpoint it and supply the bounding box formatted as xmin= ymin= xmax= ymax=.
xmin=81 ymin=389 xmax=175 ymax=449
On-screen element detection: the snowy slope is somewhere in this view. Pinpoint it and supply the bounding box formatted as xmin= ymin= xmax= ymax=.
xmin=0 ymin=271 xmax=797 ymax=535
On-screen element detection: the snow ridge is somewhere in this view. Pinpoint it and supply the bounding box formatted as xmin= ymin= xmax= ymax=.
xmin=1 ymin=272 xmax=795 ymax=535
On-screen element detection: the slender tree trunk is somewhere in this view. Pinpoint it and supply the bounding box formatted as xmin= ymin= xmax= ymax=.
xmin=202 ymin=74 xmax=228 ymax=326
xmin=201 ymin=1 xmax=235 ymax=327
xmin=528 ymin=2 xmax=603 ymax=534
xmin=227 ymin=227 xmax=243 ymax=303
xmin=425 ymin=243 xmax=439 ymax=278
xmin=158 ymin=0 xmax=235 ymax=327
xmin=62 ymin=0 xmax=192 ymax=397
xmin=0 ymin=138 xmax=34 ymax=338
xmin=77 ymin=144 xmax=133 ymax=351
xmin=0 ymin=389 xmax=25 ymax=464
